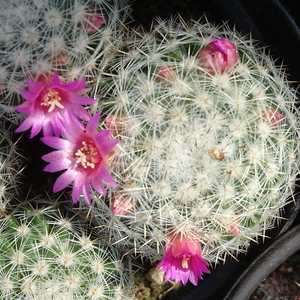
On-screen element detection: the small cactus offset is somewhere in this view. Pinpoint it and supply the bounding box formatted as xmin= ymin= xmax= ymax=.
xmin=0 ymin=200 xmax=135 ymax=299
xmin=71 ymin=17 xmax=300 ymax=284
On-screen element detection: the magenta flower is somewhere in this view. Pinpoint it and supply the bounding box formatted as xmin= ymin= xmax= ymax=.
xmin=14 ymin=73 xmax=97 ymax=138
xmin=198 ymin=38 xmax=238 ymax=74
xmin=157 ymin=233 xmax=210 ymax=286
xmin=41 ymin=112 xmax=119 ymax=204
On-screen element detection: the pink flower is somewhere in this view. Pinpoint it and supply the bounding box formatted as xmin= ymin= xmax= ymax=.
xmin=198 ymin=38 xmax=238 ymax=74
xmin=14 ymin=73 xmax=97 ymax=138
xmin=41 ymin=112 xmax=119 ymax=204
xmin=157 ymin=233 xmax=210 ymax=286
xmin=83 ymin=11 xmax=105 ymax=34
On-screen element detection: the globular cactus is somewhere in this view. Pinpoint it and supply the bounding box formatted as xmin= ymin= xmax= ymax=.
xmin=70 ymin=17 xmax=300 ymax=284
xmin=0 ymin=0 xmax=131 ymax=119
xmin=0 ymin=199 xmax=135 ymax=299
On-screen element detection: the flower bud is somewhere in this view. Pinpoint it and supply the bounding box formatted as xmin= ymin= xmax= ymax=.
xmin=105 ymin=115 xmax=123 ymax=136
xmin=198 ymin=38 xmax=238 ymax=74
xmin=52 ymin=52 xmax=71 ymax=67
xmin=111 ymin=195 xmax=134 ymax=215
xmin=83 ymin=11 xmax=105 ymax=34
xmin=155 ymin=65 xmax=175 ymax=83
xmin=262 ymin=107 xmax=285 ymax=126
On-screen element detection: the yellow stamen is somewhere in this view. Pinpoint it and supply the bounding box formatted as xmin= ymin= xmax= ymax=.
xmin=41 ymin=88 xmax=64 ymax=112
xmin=181 ymin=254 xmax=190 ymax=269
xmin=75 ymin=141 xmax=100 ymax=169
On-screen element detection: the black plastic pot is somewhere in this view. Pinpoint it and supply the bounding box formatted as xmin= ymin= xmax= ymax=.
xmin=132 ymin=0 xmax=300 ymax=299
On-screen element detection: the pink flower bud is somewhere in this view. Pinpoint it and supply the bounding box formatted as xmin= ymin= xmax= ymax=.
xmin=111 ymin=195 xmax=135 ymax=215
xmin=155 ymin=66 xmax=175 ymax=83
xmin=262 ymin=107 xmax=285 ymax=126
xmin=228 ymin=219 xmax=240 ymax=235
xmin=198 ymin=38 xmax=238 ymax=74
xmin=83 ymin=11 xmax=105 ymax=34
xmin=105 ymin=115 xmax=123 ymax=136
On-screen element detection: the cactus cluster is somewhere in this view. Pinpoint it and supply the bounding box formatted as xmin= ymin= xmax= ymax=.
xmin=1 ymin=0 xmax=300 ymax=292
xmin=0 ymin=200 xmax=135 ymax=299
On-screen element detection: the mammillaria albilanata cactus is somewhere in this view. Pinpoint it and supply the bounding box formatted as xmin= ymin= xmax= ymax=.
xmin=80 ymin=18 xmax=300 ymax=285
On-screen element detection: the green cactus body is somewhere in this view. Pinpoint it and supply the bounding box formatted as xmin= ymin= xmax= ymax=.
xmin=0 ymin=201 xmax=135 ymax=299
xmin=84 ymin=18 xmax=300 ymax=264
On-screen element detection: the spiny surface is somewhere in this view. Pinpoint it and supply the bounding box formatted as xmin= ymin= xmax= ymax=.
xmin=83 ymin=18 xmax=300 ymax=264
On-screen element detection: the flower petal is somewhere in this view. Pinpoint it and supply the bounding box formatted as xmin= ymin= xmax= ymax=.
xmin=42 ymin=150 xmax=68 ymax=162
xmin=98 ymin=166 xmax=117 ymax=187
xmin=62 ymin=77 xmax=86 ymax=92
xmin=42 ymin=158 xmax=71 ymax=172
xmin=91 ymin=176 xmax=106 ymax=196
xmin=82 ymin=181 xmax=92 ymax=204
xmin=53 ymin=169 xmax=78 ymax=192
xmin=98 ymin=138 xmax=119 ymax=156
xmin=41 ymin=136 xmax=73 ymax=150
xmin=71 ymin=94 xmax=97 ymax=105
xmin=15 ymin=115 xmax=36 ymax=134
xmin=86 ymin=112 xmax=101 ymax=133
xmin=72 ymin=174 xmax=86 ymax=203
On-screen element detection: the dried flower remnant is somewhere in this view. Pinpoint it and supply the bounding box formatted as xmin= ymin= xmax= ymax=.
xmin=157 ymin=233 xmax=210 ymax=286
xmin=198 ymin=38 xmax=238 ymax=74
xmin=14 ymin=73 xmax=97 ymax=138
xmin=41 ymin=112 xmax=119 ymax=204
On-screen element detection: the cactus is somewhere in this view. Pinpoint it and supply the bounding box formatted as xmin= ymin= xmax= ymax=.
xmin=70 ymin=17 xmax=300 ymax=282
xmin=4 ymin=0 xmax=300 ymax=288
xmin=0 ymin=0 xmax=131 ymax=117
xmin=0 ymin=199 xmax=135 ymax=299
